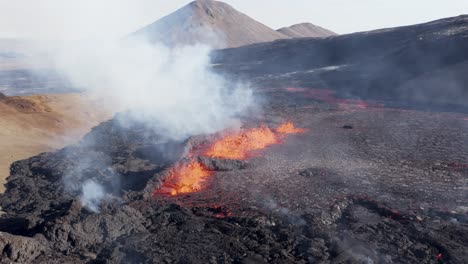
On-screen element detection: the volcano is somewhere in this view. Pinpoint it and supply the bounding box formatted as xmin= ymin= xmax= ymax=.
xmin=277 ymin=22 xmax=338 ymax=38
xmin=0 ymin=2 xmax=468 ymax=264
xmin=133 ymin=0 xmax=288 ymax=48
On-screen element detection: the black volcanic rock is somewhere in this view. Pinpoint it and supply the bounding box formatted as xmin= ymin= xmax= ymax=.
xmin=0 ymin=232 xmax=46 ymax=263
xmin=198 ymin=156 xmax=249 ymax=171
xmin=0 ymin=114 xmax=310 ymax=263
xmin=0 ymin=115 xmax=185 ymax=216
xmin=213 ymin=15 xmax=468 ymax=112
xmin=0 ymin=109 xmax=467 ymax=263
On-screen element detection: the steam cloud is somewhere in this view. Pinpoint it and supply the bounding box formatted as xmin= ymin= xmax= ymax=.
xmin=80 ymin=180 xmax=105 ymax=213
xmin=54 ymin=38 xmax=253 ymax=140
xmin=47 ymin=30 xmax=254 ymax=212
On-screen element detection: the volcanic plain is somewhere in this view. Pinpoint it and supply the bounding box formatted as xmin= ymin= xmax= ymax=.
xmin=0 ymin=89 xmax=466 ymax=263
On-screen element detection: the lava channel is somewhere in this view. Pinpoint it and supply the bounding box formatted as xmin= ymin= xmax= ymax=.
xmin=154 ymin=122 xmax=305 ymax=197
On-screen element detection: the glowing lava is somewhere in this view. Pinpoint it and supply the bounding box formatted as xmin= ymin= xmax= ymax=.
xmin=204 ymin=126 xmax=278 ymax=160
xmin=154 ymin=162 xmax=212 ymax=196
xmin=276 ymin=121 xmax=306 ymax=134
xmin=154 ymin=122 xmax=305 ymax=197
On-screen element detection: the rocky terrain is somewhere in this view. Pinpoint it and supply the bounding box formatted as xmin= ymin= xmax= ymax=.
xmin=277 ymin=23 xmax=337 ymax=38
xmin=0 ymin=89 xmax=467 ymax=263
xmin=0 ymin=2 xmax=466 ymax=263
xmin=213 ymin=15 xmax=468 ymax=113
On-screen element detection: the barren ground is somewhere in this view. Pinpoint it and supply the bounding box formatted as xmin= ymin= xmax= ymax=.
xmin=0 ymin=93 xmax=112 ymax=192
xmin=0 ymin=89 xmax=466 ymax=263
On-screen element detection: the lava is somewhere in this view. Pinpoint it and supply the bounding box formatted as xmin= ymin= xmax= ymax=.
xmin=204 ymin=126 xmax=278 ymax=160
xmin=154 ymin=161 xmax=212 ymax=196
xmin=276 ymin=121 xmax=306 ymax=134
xmin=155 ymin=122 xmax=305 ymax=196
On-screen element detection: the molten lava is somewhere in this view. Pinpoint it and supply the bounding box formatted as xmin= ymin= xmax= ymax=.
xmin=276 ymin=121 xmax=306 ymax=134
xmin=154 ymin=162 xmax=212 ymax=196
xmin=154 ymin=122 xmax=305 ymax=197
xmin=204 ymin=126 xmax=278 ymax=160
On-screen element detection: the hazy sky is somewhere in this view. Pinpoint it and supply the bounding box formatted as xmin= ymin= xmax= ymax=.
xmin=0 ymin=0 xmax=467 ymax=40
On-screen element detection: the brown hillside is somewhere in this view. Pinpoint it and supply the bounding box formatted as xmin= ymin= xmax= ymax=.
xmin=0 ymin=93 xmax=113 ymax=192
xmin=134 ymin=0 xmax=289 ymax=48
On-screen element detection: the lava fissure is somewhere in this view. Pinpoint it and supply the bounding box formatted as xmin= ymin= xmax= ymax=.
xmin=153 ymin=122 xmax=305 ymax=197
xmin=153 ymin=161 xmax=212 ymax=196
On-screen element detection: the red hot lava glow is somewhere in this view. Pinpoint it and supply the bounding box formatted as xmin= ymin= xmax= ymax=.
xmin=153 ymin=162 xmax=212 ymax=196
xmin=154 ymin=122 xmax=305 ymax=196
xmin=276 ymin=121 xmax=306 ymax=134
xmin=204 ymin=126 xmax=278 ymax=160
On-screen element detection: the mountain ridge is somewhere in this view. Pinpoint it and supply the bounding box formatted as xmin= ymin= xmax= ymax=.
xmin=213 ymin=14 xmax=468 ymax=112
xmin=134 ymin=0 xmax=288 ymax=48
xmin=277 ymin=22 xmax=337 ymax=38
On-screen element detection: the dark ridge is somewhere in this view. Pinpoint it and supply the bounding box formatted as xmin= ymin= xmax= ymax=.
xmin=213 ymin=15 xmax=468 ymax=113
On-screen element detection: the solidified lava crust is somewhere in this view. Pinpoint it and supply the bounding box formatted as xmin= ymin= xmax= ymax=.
xmin=0 ymin=102 xmax=467 ymax=263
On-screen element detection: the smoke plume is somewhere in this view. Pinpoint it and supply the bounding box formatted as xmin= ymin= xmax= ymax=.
xmin=54 ymin=38 xmax=253 ymax=140
xmin=47 ymin=28 xmax=254 ymax=211
xmin=80 ymin=180 xmax=105 ymax=213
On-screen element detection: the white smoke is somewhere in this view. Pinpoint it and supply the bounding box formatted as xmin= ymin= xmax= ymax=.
xmin=48 ymin=25 xmax=255 ymax=211
xmin=80 ymin=180 xmax=105 ymax=213
xmin=24 ymin=2 xmax=255 ymax=212
xmin=53 ymin=37 xmax=253 ymax=140
xmin=264 ymin=196 xmax=306 ymax=226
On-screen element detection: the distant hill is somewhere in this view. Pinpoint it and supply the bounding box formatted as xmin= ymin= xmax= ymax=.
xmin=213 ymin=15 xmax=468 ymax=112
xmin=277 ymin=23 xmax=337 ymax=38
xmin=133 ymin=0 xmax=288 ymax=48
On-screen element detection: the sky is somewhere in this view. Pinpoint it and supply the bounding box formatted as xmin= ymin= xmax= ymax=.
xmin=0 ymin=0 xmax=467 ymax=40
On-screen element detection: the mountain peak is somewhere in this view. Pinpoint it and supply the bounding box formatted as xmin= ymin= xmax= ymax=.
xmin=187 ymin=0 xmax=239 ymax=22
xmin=134 ymin=0 xmax=287 ymax=48
xmin=189 ymin=0 xmax=226 ymax=8
xmin=277 ymin=22 xmax=337 ymax=38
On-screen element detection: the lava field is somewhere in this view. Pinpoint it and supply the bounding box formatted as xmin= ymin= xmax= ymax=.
xmin=0 ymin=88 xmax=467 ymax=263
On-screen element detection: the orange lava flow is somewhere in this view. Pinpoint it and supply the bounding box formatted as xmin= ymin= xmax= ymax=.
xmin=154 ymin=162 xmax=212 ymax=196
xmin=276 ymin=121 xmax=306 ymax=134
xmin=204 ymin=126 xmax=278 ymax=160
xmin=154 ymin=122 xmax=305 ymax=197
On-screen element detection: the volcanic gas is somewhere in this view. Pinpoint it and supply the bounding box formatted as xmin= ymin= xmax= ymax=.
xmin=154 ymin=122 xmax=305 ymax=197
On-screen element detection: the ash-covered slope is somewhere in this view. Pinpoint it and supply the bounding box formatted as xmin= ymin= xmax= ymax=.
xmin=214 ymin=15 xmax=468 ymax=112
xmin=277 ymin=23 xmax=337 ymax=38
xmin=133 ymin=0 xmax=288 ymax=48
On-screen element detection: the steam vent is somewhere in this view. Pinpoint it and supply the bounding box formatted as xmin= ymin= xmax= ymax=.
xmin=0 ymin=1 xmax=467 ymax=263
